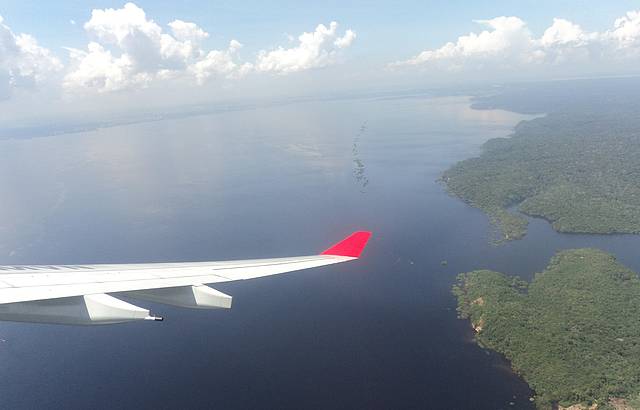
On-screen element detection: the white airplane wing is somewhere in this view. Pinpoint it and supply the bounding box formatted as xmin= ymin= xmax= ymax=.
xmin=0 ymin=231 xmax=371 ymax=325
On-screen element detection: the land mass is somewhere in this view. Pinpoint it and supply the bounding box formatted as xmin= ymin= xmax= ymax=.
xmin=453 ymin=249 xmax=640 ymax=409
xmin=442 ymin=110 xmax=640 ymax=242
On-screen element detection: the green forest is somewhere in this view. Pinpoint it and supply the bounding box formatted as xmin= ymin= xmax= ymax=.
xmin=442 ymin=110 xmax=640 ymax=242
xmin=453 ymin=249 xmax=640 ymax=409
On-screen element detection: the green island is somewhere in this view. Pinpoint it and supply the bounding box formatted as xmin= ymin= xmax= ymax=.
xmin=442 ymin=111 xmax=640 ymax=242
xmin=453 ymin=248 xmax=640 ymax=409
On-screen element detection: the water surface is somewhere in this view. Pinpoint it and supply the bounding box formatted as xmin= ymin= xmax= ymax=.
xmin=1 ymin=95 xmax=638 ymax=409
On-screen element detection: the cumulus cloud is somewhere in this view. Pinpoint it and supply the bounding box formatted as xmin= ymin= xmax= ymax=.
xmin=394 ymin=17 xmax=536 ymax=70
xmin=189 ymin=40 xmax=253 ymax=83
xmin=63 ymin=42 xmax=149 ymax=92
xmin=63 ymin=2 xmax=251 ymax=92
xmin=392 ymin=10 xmax=640 ymax=72
xmin=168 ymin=20 xmax=209 ymax=43
xmin=0 ymin=3 xmax=357 ymax=99
xmin=392 ymin=16 xmax=534 ymax=69
xmin=61 ymin=4 xmax=355 ymax=93
xmin=540 ymin=18 xmax=589 ymax=47
xmin=0 ymin=14 xmax=62 ymax=95
xmin=256 ymin=22 xmax=356 ymax=74
xmin=608 ymin=10 xmax=640 ymax=49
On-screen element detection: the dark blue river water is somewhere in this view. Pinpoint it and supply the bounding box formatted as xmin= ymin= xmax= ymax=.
xmin=1 ymin=94 xmax=639 ymax=409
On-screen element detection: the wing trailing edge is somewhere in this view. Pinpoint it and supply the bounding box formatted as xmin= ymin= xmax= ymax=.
xmin=0 ymin=231 xmax=372 ymax=325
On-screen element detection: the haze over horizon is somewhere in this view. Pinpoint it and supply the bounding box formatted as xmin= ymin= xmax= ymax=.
xmin=2 ymin=1 xmax=640 ymax=125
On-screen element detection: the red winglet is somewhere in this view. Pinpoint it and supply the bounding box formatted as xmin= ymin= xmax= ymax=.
xmin=321 ymin=231 xmax=372 ymax=258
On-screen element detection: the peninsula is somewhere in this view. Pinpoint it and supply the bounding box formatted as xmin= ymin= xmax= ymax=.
xmin=442 ymin=111 xmax=640 ymax=242
xmin=453 ymin=249 xmax=640 ymax=409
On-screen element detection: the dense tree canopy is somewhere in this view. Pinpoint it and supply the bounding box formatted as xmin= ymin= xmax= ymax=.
xmin=442 ymin=111 xmax=640 ymax=242
xmin=454 ymin=249 xmax=640 ymax=409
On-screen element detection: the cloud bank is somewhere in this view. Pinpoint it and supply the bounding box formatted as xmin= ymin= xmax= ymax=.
xmin=0 ymin=14 xmax=62 ymax=98
xmin=1 ymin=3 xmax=356 ymax=96
xmin=63 ymin=3 xmax=253 ymax=92
xmin=392 ymin=11 xmax=640 ymax=73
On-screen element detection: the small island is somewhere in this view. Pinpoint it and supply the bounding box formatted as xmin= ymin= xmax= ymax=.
xmin=453 ymin=249 xmax=640 ymax=409
xmin=442 ymin=111 xmax=640 ymax=242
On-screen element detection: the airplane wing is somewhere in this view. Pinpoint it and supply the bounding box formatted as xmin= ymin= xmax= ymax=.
xmin=0 ymin=231 xmax=371 ymax=325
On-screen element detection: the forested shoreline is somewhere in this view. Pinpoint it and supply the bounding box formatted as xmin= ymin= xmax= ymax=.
xmin=442 ymin=109 xmax=640 ymax=242
xmin=454 ymin=249 xmax=640 ymax=409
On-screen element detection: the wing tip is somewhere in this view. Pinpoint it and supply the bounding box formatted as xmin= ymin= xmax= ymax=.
xmin=321 ymin=231 xmax=372 ymax=258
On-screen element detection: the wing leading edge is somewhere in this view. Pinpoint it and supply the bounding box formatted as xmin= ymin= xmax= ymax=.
xmin=0 ymin=231 xmax=371 ymax=325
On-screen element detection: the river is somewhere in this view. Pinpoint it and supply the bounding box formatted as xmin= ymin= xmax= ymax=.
xmin=1 ymin=93 xmax=638 ymax=409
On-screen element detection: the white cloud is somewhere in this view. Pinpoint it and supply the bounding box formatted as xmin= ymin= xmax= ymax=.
xmin=62 ymin=3 xmax=353 ymax=93
xmin=535 ymin=18 xmax=599 ymax=64
xmin=64 ymin=2 xmax=248 ymax=92
xmin=393 ymin=10 xmax=640 ymax=72
xmin=256 ymin=22 xmax=356 ymax=74
xmin=189 ymin=40 xmax=253 ymax=84
xmin=335 ymin=29 xmax=356 ymax=49
xmin=63 ymin=42 xmax=146 ymax=92
xmin=395 ymin=17 xmax=532 ymax=67
xmin=540 ymin=18 xmax=588 ymax=47
xmin=168 ymin=20 xmax=209 ymax=43
xmin=0 ymin=14 xmax=62 ymax=95
xmin=608 ymin=10 xmax=640 ymax=48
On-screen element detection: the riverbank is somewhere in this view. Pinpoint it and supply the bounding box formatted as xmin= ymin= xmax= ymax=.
xmin=454 ymin=249 xmax=640 ymax=409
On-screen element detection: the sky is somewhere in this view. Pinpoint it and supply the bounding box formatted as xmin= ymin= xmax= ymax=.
xmin=1 ymin=0 xmax=640 ymax=126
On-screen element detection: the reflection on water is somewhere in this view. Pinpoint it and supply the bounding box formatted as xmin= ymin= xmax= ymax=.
xmin=1 ymin=94 xmax=631 ymax=409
